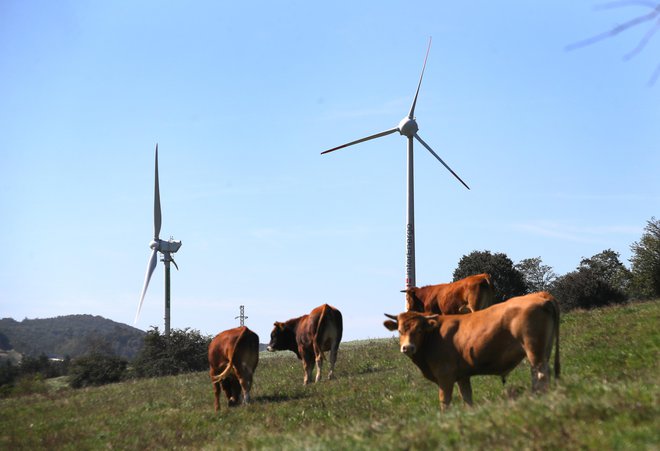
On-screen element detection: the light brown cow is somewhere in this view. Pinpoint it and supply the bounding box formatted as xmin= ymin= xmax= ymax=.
xmin=267 ymin=304 xmax=343 ymax=385
xmin=404 ymin=273 xmax=494 ymax=314
xmin=384 ymin=291 xmax=560 ymax=410
xmin=208 ymin=326 xmax=259 ymax=412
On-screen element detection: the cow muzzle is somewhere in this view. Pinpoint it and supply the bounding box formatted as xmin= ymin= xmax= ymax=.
xmin=401 ymin=344 xmax=416 ymax=355
xmin=266 ymin=345 xmax=274 ymax=352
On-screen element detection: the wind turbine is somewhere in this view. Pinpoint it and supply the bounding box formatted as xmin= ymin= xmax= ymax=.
xmin=321 ymin=38 xmax=469 ymax=293
xmin=135 ymin=144 xmax=182 ymax=336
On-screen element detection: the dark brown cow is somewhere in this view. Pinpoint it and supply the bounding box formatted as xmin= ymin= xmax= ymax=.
xmin=405 ymin=273 xmax=494 ymax=314
xmin=267 ymin=304 xmax=343 ymax=385
xmin=208 ymin=326 xmax=259 ymax=412
xmin=384 ymin=291 xmax=560 ymax=410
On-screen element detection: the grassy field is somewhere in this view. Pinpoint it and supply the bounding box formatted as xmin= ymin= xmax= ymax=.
xmin=2 ymin=301 xmax=658 ymax=450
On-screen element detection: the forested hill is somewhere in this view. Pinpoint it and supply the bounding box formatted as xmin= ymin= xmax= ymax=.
xmin=0 ymin=315 xmax=145 ymax=360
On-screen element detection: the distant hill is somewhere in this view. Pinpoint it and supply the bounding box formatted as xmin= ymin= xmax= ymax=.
xmin=0 ymin=315 xmax=145 ymax=360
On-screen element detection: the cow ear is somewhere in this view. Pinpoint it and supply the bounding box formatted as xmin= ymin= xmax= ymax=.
xmin=383 ymin=320 xmax=398 ymax=331
xmin=423 ymin=315 xmax=440 ymax=330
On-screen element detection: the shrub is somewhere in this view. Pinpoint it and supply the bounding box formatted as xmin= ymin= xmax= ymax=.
xmin=550 ymin=267 xmax=627 ymax=311
xmin=131 ymin=327 xmax=211 ymax=378
xmin=68 ymin=353 xmax=127 ymax=389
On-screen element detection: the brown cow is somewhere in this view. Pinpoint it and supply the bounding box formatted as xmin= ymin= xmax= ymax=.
xmin=384 ymin=291 xmax=560 ymax=410
xmin=208 ymin=326 xmax=259 ymax=412
xmin=267 ymin=304 xmax=343 ymax=385
xmin=405 ymin=273 xmax=494 ymax=314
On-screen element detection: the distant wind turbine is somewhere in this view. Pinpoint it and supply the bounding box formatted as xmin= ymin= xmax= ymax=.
xmin=321 ymin=38 xmax=469 ymax=292
xmin=135 ymin=144 xmax=182 ymax=336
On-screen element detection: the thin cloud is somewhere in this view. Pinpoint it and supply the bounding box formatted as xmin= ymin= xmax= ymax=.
xmin=514 ymin=221 xmax=641 ymax=243
xmin=322 ymin=97 xmax=409 ymax=121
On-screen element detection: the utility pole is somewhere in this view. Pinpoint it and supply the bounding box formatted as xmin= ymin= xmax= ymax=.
xmin=235 ymin=305 xmax=248 ymax=327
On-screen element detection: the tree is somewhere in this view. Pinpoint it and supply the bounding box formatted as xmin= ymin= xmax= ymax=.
xmin=579 ymin=249 xmax=632 ymax=294
xmin=453 ymin=250 xmax=527 ymax=303
xmin=515 ymin=257 xmax=557 ymax=293
xmin=629 ymin=217 xmax=660 ymax=299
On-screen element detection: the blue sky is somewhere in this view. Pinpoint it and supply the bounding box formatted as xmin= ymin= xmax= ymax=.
xmin=1 ymin=1 xmax=659 ymax=342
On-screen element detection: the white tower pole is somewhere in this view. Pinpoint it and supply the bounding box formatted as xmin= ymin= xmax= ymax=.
xmin=405 ymin=137 xmax=416 ymax=289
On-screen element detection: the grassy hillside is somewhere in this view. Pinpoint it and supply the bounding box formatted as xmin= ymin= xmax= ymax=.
xmin=1 ymin=301 xmax=658 ymax=450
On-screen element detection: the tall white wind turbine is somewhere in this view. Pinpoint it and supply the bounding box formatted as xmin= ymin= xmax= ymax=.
xmin=135 ymin=144 xmax=182 ymax=336
xmin=321 ymin=38 xmax=469 ymax=292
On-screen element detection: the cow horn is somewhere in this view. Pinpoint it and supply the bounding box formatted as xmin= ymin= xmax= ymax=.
xmin=423 ymin=314 xmax=440 ymax=320
xmin=384 ymin=313 xmax=398 ymax=320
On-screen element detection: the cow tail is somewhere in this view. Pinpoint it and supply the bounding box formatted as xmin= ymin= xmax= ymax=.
xmin=313 ymin=304 xmax=329 ymax=359
xmin=552 ymin=298 xmax=561 ymax=380
xmin=213 ymin=327 xmax=246 ymax=383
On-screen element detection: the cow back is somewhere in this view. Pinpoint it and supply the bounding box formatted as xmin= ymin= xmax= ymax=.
xmin=408 ymin=273 xmax=494 ymax=314
xmin=208 ymin=326 xmax=259 ymax=371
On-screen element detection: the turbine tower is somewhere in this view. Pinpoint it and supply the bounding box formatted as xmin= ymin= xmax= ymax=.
xmin=135 ymin=144 xmax=182 ymax=336
xmin=321 ymin=38 xmax=469 ymax=292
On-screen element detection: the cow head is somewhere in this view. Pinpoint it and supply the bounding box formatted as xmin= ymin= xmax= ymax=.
xmin=383 ymin=312 xmax=439 ymax=356
xmin=402 ymin=288 xmax=424 ymax=312
xmin=267 ymin=321 xmax=295 ymax=352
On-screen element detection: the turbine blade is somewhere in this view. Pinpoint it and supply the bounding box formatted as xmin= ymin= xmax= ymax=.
xmin=321 ymin=128 xmax=399 ymax=155
xmin=414 ymin=134 xmax=470 ymax=190
xmin=171 ymin=257 xmax=179 ymax=271
xmin=408 ymin=37 xmax=432 ymax=119
xmin=135 ymin=248 xmax=159 ymax=324
xmin=154 ymin=144 xmax=162 ymax=240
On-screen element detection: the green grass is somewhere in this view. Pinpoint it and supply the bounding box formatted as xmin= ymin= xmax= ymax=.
xmin=1 ymin=301 xmax=658 ymax=450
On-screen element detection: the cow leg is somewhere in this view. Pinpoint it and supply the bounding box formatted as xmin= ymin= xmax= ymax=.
xmin=236 ymin=364 xmax=253 ymax=405
xmin=457 ymin=378 xmax=473 ymax=407
xmin=438 ymin=381 xmax=454 ymax=411
xmin=210 ymin=368 xmax=221 ymax=412
xmin=526 ymin=338 xmax=552 ymax=393
xmin=212 ymin=380 xmax=221 ymax=412
xmin=328 ymin=343 xmax=339 ymax=380
xmin=313 ymin=342 xmax=324 ymax=383
xmin=530 ymin=362 xmax=550 ymax=393
xmin=301 ymin=349 xmax=314 ymax=385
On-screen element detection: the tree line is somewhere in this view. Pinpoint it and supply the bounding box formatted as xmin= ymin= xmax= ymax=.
xmin=453 ymin=217 xmax=660 ymax=310
xmin=0 ymin=327 xmax=211 ymax=395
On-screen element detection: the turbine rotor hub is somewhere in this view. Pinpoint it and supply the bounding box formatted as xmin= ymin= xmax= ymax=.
xmin=398 ymin=117 xmax=419 ymax=138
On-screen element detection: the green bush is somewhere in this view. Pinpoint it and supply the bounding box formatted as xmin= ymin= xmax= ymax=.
xmin=131 ymin=327 xmax=211 ymax=378
xmin=68 ymin=353 xmax=127 ymax=389
xmin=550 ymin=267 xmax=627 ymax=311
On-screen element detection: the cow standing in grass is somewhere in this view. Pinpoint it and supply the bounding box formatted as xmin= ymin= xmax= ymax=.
xmin=384 ymin=291 xmax=560 ymax=410
xmin=267 ymin=304 xmax=343 ymax=385
xmin=404 ymin=273 xmax=495 ymax=314
xmin=208 ymin=326 xmax=259 ymax=412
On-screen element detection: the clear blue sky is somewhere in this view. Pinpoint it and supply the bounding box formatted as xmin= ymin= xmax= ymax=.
xmin=1 ymin=1 xmax=658 ymax=342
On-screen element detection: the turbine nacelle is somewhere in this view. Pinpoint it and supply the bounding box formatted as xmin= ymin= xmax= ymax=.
xmin=149 ymin=238 xmax=183 ymax=254
xmin=398 ymin=117 xmax=419 ymax=138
